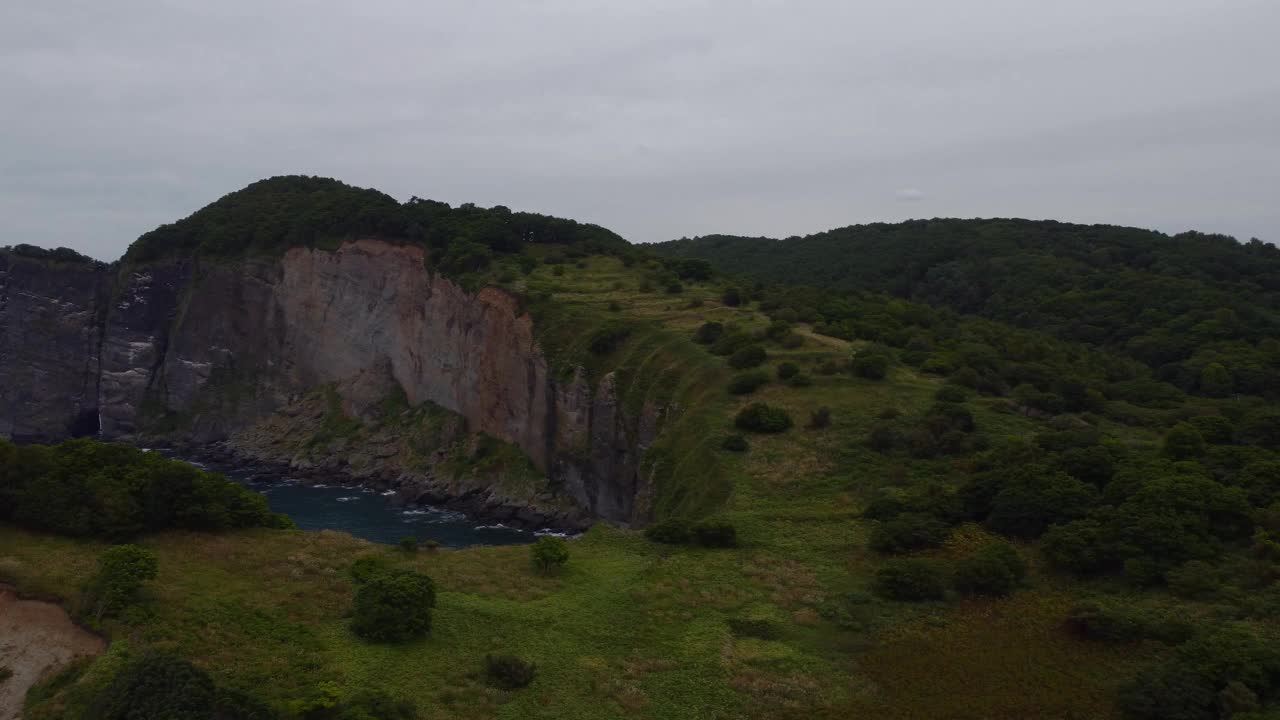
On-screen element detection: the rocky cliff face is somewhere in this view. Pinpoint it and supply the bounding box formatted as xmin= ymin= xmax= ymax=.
xmin=0 ymin=240 xmax=658 ymax=525
xmin=0 ymin=253 xmax=105 ymax=441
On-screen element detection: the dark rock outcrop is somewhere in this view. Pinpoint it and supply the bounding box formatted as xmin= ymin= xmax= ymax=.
xmin=0 ymin=240 xmax=661 ymax=525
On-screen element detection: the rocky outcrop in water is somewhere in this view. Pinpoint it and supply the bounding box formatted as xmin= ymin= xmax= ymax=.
xmin=0 ymin=240 xmax=661 ymax=525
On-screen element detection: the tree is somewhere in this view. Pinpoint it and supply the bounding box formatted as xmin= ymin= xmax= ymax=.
xmin=351 ymin=569 xmax=436 ymax=643
xmin=1163 ymin=423 xmax=1207 ymax=460
xmin=734 ymin=403 xmax=793 ymax=433
xmin=952 ymin=543 xmax=1027 ymax=597
xmin=874 ymin=560 xmax=946 ymax=601
xmin=86 ymin=544 xmax=158 ymax=621
xmin=1198 ymin=362 xmax=1233 ymax=397
xmin=852 ymin=352 xmax=889 ymax=380
xmin=530 ymin=536 xmax=570 ymax=573
xmin=722 ymin=286 xmax=743 ymax=306
xmin=728 ymin=345 xmax=768 ymax=369
xmin=868 ymin=513 xmax=949 ymax=554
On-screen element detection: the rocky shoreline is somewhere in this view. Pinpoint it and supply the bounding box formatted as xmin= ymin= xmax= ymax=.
xmin=155 ymin=440 xmax=592 ymax=534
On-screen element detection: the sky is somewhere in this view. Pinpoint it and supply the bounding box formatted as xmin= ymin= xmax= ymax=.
xmin=2 ymin=0 xmax=1278 ymax=261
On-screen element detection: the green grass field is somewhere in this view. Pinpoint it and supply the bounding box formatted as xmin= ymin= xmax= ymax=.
xmin=3 ymin=256 xmax=1157 ymax=719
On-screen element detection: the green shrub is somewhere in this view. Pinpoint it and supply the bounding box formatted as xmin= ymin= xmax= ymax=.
xmin=530 ymin=536 xmax=570 ymax=573
xmin=780 ymin=333 xmax=804 ymax=349
xmin=735 ymin=403 xmax=793 ymax=433
xmin=852 ymin=352 xmax=890 ymax=380
xmin=728 ymin=371 xmax=770 ymax=395
xmin=934 ymin=385 xmax=968 ymax=403
xmin=777 ymin=362 xmax=800 ymax=380
xmin=1116 ymin=624 xmax=1280 ymax=720
xmin=398 ymin=537 xmax=418 ymax=553
xmin=722 ymin=287 xmax=743 ymax=306
xmin=83 ymin=652 xmax=276 ymax=720
xmin=721 ymin=435 xmax=750 ymax=452
xmin=788 ymin=373 xmax=813 ymax=387
xmin=1065 ymin=601 xmax=1192 ymax=644
xmin=351 ymin=569 xmax=436 ymax=643
xmin=588 ymin=322 xmax=631 ymax=355
xmin=693 ymin=322 xmax=725 ymax=344
xmin=348 ymin=555 xmax=391 ymax=584
xmin=424 ymin=539 xmax=441 ymax=552
xmin=952 ymin=543 xmax=1027 ymax=597
xmin=644 ymin=519 xmax=692 ymax=544
xmin=875 ymin=560 xmax=947 ymax=601
xmin=0 ymin=666 xmax=11 ymax=684
xmin=485 ymin=654 xmax=536 ymax=690
xmin=711 ymin=331 xmax=755 ymax=356
xmin=868 ymin=513 xmax=949 ymax=554
xmin=84 ymin=544 xmax=158 ymax=621
xmin=0 ymin=437 xmax=284 ymax=539
xmin=691 ymin=520 xmax=737 ymax=548
xmin=1163 ymin=422 xmax=1207 ymax=459
xmin=1188 ymin=415 xmax=1234 ymax=444
xmin=1040 ymin=519 xmax=1115 ymax=575
xmin=728 ymin=345 xmax=768 ymax=369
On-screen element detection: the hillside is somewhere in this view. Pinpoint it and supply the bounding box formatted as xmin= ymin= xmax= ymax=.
xmin=3 ymin=184 xmax=1280 ymax=720
xmin=654 ymin=219 xmax=1280 ymax=398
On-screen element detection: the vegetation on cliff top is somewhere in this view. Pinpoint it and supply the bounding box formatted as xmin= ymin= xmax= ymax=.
xmin=123 ymin=175 xmax=629 ymax=265
xmin=655 ymin=219 xmax=1280 ymax=399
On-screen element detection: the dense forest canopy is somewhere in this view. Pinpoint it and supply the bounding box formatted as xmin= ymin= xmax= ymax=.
xmin=0 ymin=243 xmax=104 ymax=266
xmin=655 ymin=219 xmax=1280 ymax=399
xmin=123 ymin=175 xmax=629 ymax=264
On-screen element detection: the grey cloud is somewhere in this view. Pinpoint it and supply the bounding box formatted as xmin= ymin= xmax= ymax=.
xmin=1 ymin=0 xmax=1277 ymax=260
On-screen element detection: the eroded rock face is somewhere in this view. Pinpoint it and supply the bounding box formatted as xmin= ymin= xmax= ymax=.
xmin=0 ymin=241 xmax=659 ymax=524
xmin=0 ymin=253 xmax=105 ymax=441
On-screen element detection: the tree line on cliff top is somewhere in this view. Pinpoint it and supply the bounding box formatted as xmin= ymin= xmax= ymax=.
xmin=122 ymin=175 xmax=629 ymax=265
xmin=655 ymin=219 xmax=1280 ymax=401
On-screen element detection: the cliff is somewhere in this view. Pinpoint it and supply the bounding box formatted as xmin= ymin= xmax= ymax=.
xmin=0 ymin=240 xmax=662 ymax=526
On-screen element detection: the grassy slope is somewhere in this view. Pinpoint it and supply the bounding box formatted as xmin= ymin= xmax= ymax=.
xmin=4 ymin=256 xmax=1155 ymax=720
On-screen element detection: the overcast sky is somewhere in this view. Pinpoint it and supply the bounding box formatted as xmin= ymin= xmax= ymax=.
xmin=2 ymin=0 xmax=1278 ymax=260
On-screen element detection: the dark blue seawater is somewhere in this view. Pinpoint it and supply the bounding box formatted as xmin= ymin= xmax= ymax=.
xmin=166 ymin=453 xmax=539 ymax=547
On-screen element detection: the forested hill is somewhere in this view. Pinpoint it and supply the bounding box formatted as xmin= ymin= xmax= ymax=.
xmin=123 ymin=175 xmax=629 ymax=266
xmin=655 ymin=219 xmax=1280 ymax=397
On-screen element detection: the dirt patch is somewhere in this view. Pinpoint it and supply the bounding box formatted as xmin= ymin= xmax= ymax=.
xmin=0 ymin=585 xmax=105 ymax=720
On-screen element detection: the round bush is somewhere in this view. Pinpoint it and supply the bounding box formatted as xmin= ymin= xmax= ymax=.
xmin=530 ymin=536 xmax=570 ymax=573
xmin=693 ymin=321 xmax=725 ymax=345
xmin=644 ymin=519 xmax=692 ymax=544
xmin=952 ymin=543 xmax=1027 ymax=597
xmin=735 ymin=403 xmax=793 ymax=433
xmin=486 ymin=654 xmax=536 ymax=690
xmin=729 ymin=345 xmax=768 ymax=369
xmin=788 ymin=373 xmax=813 ymax=388
xmin=868 ymin=513 xmax=950 ymax=554
xmin=776 ymin=362 xmax=800 ymax=380
xmin=351 ymin=569 xmax=436 ymax=643
xmin=852 ymin=353 xmax=890 ymax=380
xmin=728 ymin=371 xmax=770 ymax=395
xmin=721 ymin=435 xmax=750 ymax=452
xmin=934 ymin=385 xmax=968 ymax=403
xmin=874 ymin=560 xmax=947 ymax=601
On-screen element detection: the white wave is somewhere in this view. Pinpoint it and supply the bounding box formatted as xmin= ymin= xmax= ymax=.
xmin=533 ymin=529 xmax=575 ymax=538
xmin=336 ymin=496 xmax=360 ymax=502
xmin=380 ymin=490 xmax=397 ymax=496
xmin=401 ymin=509 xmax=430 ymax=516
xmin=473 ymin=523 xmax=518 ymax=531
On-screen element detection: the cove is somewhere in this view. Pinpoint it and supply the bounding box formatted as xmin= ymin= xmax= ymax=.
xmin=164 ymin=452 xmax=539 ymax=548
